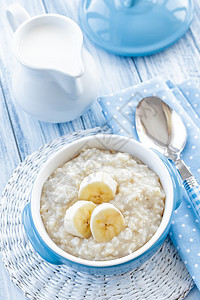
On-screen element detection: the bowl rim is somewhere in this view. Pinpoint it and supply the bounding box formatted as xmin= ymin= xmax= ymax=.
xmin=31 ymin=134 xmax=174 ymax=267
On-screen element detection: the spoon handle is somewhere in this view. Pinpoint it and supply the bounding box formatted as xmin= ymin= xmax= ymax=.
xmin=184 ymin=177 xmax=200 ymax=219
xmin=175 ymin=159 xmax=200 ymax=220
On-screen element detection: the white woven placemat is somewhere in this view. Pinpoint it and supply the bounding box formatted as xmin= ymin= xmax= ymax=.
xmin=0 ymin=127 xmax=194 ymax=300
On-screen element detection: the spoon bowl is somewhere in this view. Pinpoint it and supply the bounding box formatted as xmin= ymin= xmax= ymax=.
xmin=135 ymin=96 xmax=187 ymax=160
xmin=136 ymin=96 xmax=200 ymax=220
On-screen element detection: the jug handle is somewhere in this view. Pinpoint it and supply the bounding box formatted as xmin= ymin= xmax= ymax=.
xmin=6 ymin=3 xmax=30 ymax=32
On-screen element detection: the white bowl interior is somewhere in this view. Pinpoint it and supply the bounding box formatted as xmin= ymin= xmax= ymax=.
xmin=31 ymin=134 xmax=174 ymax=267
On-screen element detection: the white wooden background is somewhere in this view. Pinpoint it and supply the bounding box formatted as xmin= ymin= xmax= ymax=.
xmin=0 ymin=0 xmax=200 ymax=299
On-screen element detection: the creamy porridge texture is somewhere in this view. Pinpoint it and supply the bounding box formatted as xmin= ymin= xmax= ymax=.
xmin=40 ymin=148 xmax=165 ymax=260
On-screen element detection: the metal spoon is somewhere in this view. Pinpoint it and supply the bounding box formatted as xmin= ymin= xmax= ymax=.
xmin=135 ymin=96 xmax=200 ymax=219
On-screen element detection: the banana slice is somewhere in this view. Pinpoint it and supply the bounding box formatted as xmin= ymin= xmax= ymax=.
xmin=90 ymin=203 xmax=125 ymax=242
xmin=64 ymin=200 xmax=96 ymax=238
xmin=78 ymin=172 xmax=117 ymax=204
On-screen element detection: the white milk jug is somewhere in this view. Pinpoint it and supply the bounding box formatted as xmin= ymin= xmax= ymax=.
xmin=6 ymin=3 xmax=99 ymax=123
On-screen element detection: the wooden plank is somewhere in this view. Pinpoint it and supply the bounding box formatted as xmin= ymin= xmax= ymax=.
xmin=0 ymin=85 xmax=21 ymax=192
xmin=0 ymin=84 xmax=23 ymax=300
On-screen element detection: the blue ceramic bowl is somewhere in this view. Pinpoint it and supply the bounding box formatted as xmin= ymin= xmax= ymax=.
xmin=23 ymin=134 xmax=182 ymax=275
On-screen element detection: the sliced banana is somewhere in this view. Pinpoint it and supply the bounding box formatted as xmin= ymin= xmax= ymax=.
xmin=64 ymin=200 xmax=96 ymax=238
xmin=90 ymin=203 xmax=125 ymax=242
xmin=78 ymin=172 xmax=118 ymax=204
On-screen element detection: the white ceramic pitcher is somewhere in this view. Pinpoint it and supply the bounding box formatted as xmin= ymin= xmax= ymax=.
xmin=6 ymin=3 xmax=99 ymax=123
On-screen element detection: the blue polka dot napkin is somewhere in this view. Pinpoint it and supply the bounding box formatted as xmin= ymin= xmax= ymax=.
xmin=97 ymin=78 xmax=200 ymax=290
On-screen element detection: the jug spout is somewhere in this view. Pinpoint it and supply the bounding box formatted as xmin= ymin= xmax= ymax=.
xmin=6 ymin=3 xmax=30 ymax=32
xmin=45 ymin=16 xmax=85 ymax=99
xmin=52 ymin=68 xmax=84 ymax=99
xmin=50 ymin=39 xmax=85 ymax=98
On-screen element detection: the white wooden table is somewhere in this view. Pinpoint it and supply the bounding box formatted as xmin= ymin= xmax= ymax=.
xmin=0 ymin=0 xmax=200 ymax=299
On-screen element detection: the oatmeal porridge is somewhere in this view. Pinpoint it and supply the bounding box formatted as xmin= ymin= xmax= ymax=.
xmin=40 ymin=148 xmax=165 ymax=260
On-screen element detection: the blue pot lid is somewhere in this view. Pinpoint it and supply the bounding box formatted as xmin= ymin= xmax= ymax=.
xmin=79 ymin=0 xmax=194 ymax=56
